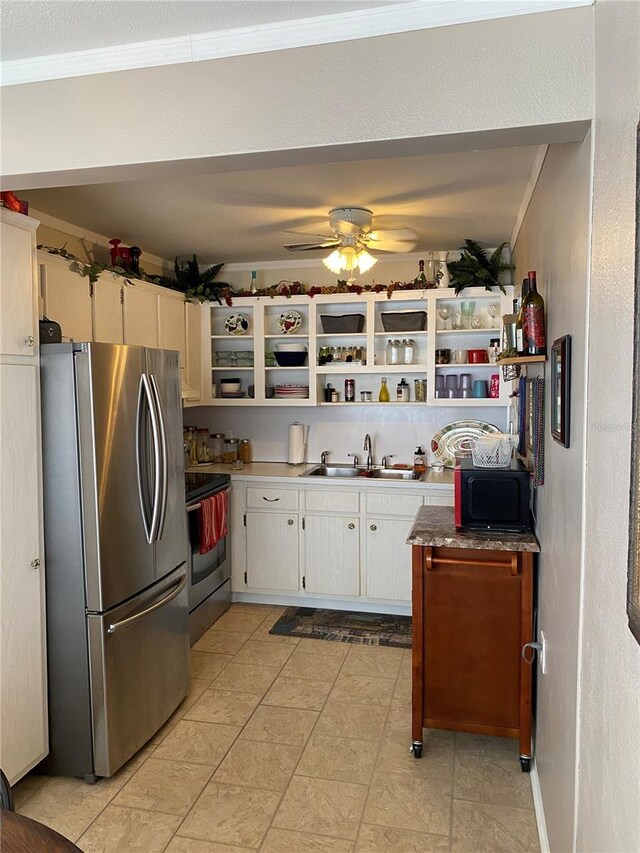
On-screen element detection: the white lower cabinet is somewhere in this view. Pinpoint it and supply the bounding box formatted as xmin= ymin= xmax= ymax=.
xmin=303 ymin=515 xmax=360 ymax=597
xmin=365 ymin=517 xmax=414 ymax=602
xmin=246 ymin=511 xmax=299 ymax=591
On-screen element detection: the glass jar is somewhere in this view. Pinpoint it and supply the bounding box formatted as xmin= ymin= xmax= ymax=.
xmin=401 ymin=338 xmax=416 ymax=365
xmin=186 ymin=426 xmax=198 ymax=466
xmin=414 ymin=379 xmax=427 ymax=402
xmin=239 ymin=439 xmax=253 ymax=464
xmin=396 ymin=378 xmax=410 ymax=402
xmin=223 ymin=437 xmax=239 ymax=464
xmin=197 ymin=428 xmax=211 ymax=463
xmin=210 ymin=433 xmax=225 ymax=463
xmin=386 ymin=339 xmax=400 ymax=365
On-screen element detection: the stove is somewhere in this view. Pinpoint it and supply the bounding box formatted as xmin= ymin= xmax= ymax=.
xmin=185 ymin=471 xmax=230 ymax=503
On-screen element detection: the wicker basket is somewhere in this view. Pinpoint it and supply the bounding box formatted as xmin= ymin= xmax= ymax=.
xmin=471 ymin=434 xmax=517 ymax=468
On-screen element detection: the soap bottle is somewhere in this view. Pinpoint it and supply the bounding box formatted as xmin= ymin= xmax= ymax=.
xmin=413 ymin=446 xmax=427 ymax=474
xmin=378 ymin=377 xmax=390 ymax=402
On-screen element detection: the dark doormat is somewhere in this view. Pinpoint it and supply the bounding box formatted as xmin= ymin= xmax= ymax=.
xmin=269 ymin=607 xmax=412 ymax=648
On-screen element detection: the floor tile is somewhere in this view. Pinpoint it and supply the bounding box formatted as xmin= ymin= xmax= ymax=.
xmin=363 ymin=769 xmax=451 ymax=836
xmin=262 ymin=676 xmax=333 ymax=711
xmin=212 ymin=662 xmax=279 ymax=695
xmin=329 ymin=673 xmax=395 ymax=707
xmin=149 ymin=679 xmax=211 ymax=744
xmin=213 ymin=611 xmax=267 ymax=633
xmin=453 ymin=752 xmax=534 ymax=809
xmin=250 ymin=621 xmax=300 ymax=646
xmin=177 ymin=781 xmax=280 ymax=848
xmin=273 ymin=775 xmax=368 ymax=841
xmin=451 ymin=799 xmax=540 ymax=852
xmin=314 ymin=699 xmax=387 ymax=741
xmin=77 ymin=803 xmax=180 ymax=852
xmin=454 ymin=732 xmax=520 ymax=760
xmin=294 ymin=638 xmax=350 ymax=658
xmin=376 ymin=728 xmax=454 ymax=784
xmin=189 ymin=651 xmax=233 ymax=681
xmin=183 ymin=689 xmax=262 ymax=727
xmin=11 ymin=772 xmax=48 ymax=810
xmin=391 ymin=674 xmax=412 ymax=704
xmin=165 ymin=838 xmax=254 ymax=852
xmin=296 ymin=733 xmax=377 ymax=784
xmin=239 ymin=704 xmax=319 ymax=746
xmin=232 ymin=639 xmax=295 ymax=669
xmin=192 ymin=630 xmax=251 ymax=656
xmin=341 ymin=646 xmax=404 ymax=679
xmin=355 ymin=823 xmax=449 ymax=852
xmin=152 ymin=720 xmax=239 ymax=767
xmin=262 ymin=827 xmax=354 ymax=852
xmin=229 ymin=603 xmax=273 ymax=615
xmin=113 ymin=758 xmax=213 ymax=816
xmin=280 ymin=650 xmax=345 ymax=683
xmin=213 ymin=739 xmax=302 ymax=791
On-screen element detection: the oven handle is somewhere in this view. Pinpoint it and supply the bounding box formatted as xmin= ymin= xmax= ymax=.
xmin=186 ymin=485 xmax=231 ymax=514
xmin=187 ymin=503 xmax=201 ymax=512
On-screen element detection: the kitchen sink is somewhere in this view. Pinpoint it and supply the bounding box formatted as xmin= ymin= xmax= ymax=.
xmin=301 ymin=465 xmax=421 ymax=481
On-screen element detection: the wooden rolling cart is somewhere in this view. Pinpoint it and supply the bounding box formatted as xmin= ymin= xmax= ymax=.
xmin=408 ymin=506 xmax=540 ymax=772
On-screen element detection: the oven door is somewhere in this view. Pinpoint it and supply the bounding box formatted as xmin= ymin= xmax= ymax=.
xmin=186 ymin=486 xmax=231 ymax=612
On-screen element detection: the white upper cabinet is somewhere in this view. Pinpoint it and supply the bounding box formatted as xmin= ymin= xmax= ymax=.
xmin=0 ymin=210 xmax=38 ymax=356
xmin=93 ymin=275 xmax=123 ymax=343
xmin=40 ymin=261 xmax=92 ymax=342
xmin=158 ymin=292 xmax=186 ymax=364
xmin=123 ymin=284 xmax=159 ymax=348
xmin=184 ymin=301 xmax=202 ymax=400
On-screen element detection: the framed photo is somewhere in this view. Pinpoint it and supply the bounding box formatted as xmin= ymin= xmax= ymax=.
xmin=551 ymin=335 xmax=571 ymax=447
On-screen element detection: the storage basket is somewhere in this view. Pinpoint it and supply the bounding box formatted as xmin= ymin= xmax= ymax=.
xmin=380 ymin=311 xmax=427 ymax=332
xmin=320 ymin=314 xmax=365 ymax=334
xmin=471 ymin=434 xmax=517 ymax=468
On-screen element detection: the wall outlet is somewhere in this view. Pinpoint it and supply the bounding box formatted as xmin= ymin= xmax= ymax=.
xmin=539 ymin=630 xmax=547 ymax=675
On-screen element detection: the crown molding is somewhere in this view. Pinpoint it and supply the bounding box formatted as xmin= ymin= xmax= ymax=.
xmin=1 ymin=0 xmax=592 ymax=87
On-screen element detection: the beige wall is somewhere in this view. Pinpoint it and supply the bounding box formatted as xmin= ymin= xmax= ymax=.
xmin=1 ymin=8 xmax=593 ymax=187
xmin=513 ymin=138 xmax=592 ymax=853
xmin=576 ymin=3 xmax=640 ymax=851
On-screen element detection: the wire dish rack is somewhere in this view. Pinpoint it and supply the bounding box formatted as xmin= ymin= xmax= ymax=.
xmin=471 ymin=434 xmax=518 ymax=468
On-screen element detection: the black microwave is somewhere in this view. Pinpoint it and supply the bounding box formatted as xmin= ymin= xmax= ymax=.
xmin=454 ymin=457 xmax=531 ymax=533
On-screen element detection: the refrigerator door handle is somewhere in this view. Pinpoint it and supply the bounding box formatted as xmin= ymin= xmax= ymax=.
xmin=106 ymin=573 xmax=187 ymax=634
xmin=145 ymin=373 xmax=164 ymax=544
xmin=149 ymin=373 xmax=168 ymax=542
xmin=136 ymin=374 xmax=153 ymax=544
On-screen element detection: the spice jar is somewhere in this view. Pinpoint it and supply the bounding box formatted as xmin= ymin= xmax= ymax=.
xmin=197 ymin=428 xmax=211 ymax=463
xmin=397 ymin=378 xmax=410 ymax=402
xmin=210 ymin=433 xmax=225 ymax=463
xmin=345 ymin=379 xmax=355 ymax=402
xmin=239 ymin=439 xmax=253 ymax=464
xmin=223 ymin=438 xmax=239 ymax=464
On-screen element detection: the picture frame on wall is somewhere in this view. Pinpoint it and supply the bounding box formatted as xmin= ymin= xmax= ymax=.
xmin=551 ymin=335 xmax=571 ymax=447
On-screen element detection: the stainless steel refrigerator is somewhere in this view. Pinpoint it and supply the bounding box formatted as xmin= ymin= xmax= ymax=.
xmin=40 ymin=342 xmax=189 ymax=781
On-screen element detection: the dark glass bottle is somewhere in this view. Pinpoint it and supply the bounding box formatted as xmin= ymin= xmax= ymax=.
xmin=522 ymin=271 xmax=546 ymax=356
xmin=516 ymin=277 xmax=530 ymax=355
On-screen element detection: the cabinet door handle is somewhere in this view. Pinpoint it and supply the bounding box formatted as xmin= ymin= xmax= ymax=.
xmin=287 ymin=518 xmax=294 ymax=525
xmin=30 ymin=558 xmax=40 ymax=569
xmin=24 ymin=335 xmax=35 ymax=347
xmin=263 ymin=497 xmax=280 ymax=502
xmin=370 ymin=524 xmax=377 ymax=531
xmin=348 ymin=523 xmax=355 ymax=530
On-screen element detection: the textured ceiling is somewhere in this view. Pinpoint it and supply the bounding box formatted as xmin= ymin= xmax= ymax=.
xmin=0 ymin=0 xmax=399 ymax=61
xmin=24 ymin=146 xmax=538 ymax=263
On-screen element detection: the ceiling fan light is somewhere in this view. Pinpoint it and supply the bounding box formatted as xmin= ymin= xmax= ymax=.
xmin=356 ymin=250 xmax=377 ymax=273
xmin=323 ymin=250 xmax=344 ymax=274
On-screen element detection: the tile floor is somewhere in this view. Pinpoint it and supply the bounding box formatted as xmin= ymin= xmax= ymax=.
xmin=13 ymin=604 xmax=540 ymax=852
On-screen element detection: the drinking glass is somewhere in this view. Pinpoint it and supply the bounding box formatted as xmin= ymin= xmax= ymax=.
xmin=460 ymin=301 xmax=475 ymax=329
xmin=471 ymin=314 xmax=484 ymax=329
xmin=438 ymin=305 xmax=451 ymax=330
xmin=452 ymin=312 xmax=463 ymax=330
xmin=487 ymin=303 xmax=499 ymax=327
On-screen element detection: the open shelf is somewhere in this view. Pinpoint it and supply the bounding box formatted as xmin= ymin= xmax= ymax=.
xmin=318 ymin=401 xmax=428 ymax=407
xmin=435 ymin=328 xmax=501 ymax=335
xmin=265 ymin=366 xmax=309 ymax=371
xmin=211 ymin=366 xmax=254 ymax=371
xmin=374 ymin=330 xmax=429 ymax=337
xmin=431 ymin=398 xmax=503 ymax=407
xmin=435 ymin=363 xmax=498 ymax=370
xmin=211 ymin=334 xmax=254 ymax=340
xmin=498 ymin=355 xmax=546 ymax=365
xmin=264 ymin=334 xmax=309 ymax=339
xmin=317 ymin=364 xmax=428 ymax=374
xmin=316 ymin=332 xmax=367 ymax=339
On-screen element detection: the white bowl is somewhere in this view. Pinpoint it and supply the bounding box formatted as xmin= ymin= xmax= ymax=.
xmin=276 ymin=343 xmax=308 ymax=352
xmin=220 ymin=380 xmax=241 ymax=392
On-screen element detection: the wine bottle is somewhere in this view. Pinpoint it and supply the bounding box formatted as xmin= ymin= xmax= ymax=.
xmin=522 ymin=271 xmax=546 ymax=356
xmin=516 ymin=277 xmax=530 ymax=355
xmin=415 ymin=259 xmax=427 ymax=285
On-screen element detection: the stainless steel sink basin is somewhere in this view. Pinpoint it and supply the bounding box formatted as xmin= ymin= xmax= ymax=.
xmin=371 ymin=468 xmax=421 ymax=481
xmin=301 ymin=465 xmax=421 ymax=481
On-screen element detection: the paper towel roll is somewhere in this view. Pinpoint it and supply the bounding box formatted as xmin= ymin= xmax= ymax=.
xmin=288 ymin=422 xmax=307 ymax=465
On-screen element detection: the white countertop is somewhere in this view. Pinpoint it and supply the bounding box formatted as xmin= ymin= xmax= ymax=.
xmin=187 ymin=461 xmax=454 ymax=491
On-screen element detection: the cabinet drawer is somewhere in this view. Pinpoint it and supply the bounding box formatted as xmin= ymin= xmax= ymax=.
xmin=247 ymin=487 xmax=299 ymax=510
xmin=426 ymin=494 xmax=455 ymax=507
xmin=304 ymin=490 xmax=359 ymax=513
xmin=365 ymin=492 xmax=424 ymax=517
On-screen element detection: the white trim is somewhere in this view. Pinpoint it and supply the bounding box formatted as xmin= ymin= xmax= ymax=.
xmin=531 ymin=761 xmax=551 ymax=853
xmin=31 ymin=207 xmax=171 ymax=271
xmin=511 ymin=145 xmax=549 ymax=248
xmin=1 ymin=0 xmax=592 ymax=87
xmin=232 ymin=591 xmax=411 ymax=616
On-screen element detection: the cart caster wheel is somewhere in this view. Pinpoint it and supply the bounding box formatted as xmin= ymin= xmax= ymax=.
xmin=520 ymin=757 xmax=531 ymax=773
xmin=410 ymin=741 xmax=423 ymax=759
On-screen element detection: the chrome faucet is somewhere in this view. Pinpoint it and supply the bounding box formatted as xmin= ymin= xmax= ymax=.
xmin=320 ymin=450 xmax=330 ymax=465
xmin=363 ymin=433 xmax=374 ymax=470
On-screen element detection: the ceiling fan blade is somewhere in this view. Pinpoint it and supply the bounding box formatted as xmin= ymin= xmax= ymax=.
xmin=367 ymin=227 xmax=418 ymax=253
xmin=369 ymin=228 xmax=418 ymax=243
xmin=282 ymin=229 xmax=335 ymax=240
xmin=284 ymin=241 xmax=341 ymax=252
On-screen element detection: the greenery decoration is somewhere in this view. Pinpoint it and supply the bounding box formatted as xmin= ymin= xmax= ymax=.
xmin=447 ymin=240 xmax=513 ymax=295
xmin=172 ymin=256 xmax=232 ymax=303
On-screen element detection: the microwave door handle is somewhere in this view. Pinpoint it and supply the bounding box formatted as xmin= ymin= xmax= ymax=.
xmin=143 ymin=373 xmax=163 ymax=543
xmin=107 ymin=573 xmax=187 ymax=634
xmin=149 ymin=374 xmax=168 ymax=542
xmin=136 ymin=375 xmax=153 ymax=544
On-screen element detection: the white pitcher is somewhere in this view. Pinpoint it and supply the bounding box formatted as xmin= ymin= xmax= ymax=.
xmin=436 ymin=251 xmax=451 ymax=289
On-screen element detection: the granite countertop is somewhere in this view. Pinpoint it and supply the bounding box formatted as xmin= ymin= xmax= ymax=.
xmin=188 ymin=462 xmax=454 ymax=491
xmin=407 ymin=505 xmax=540 ymax=552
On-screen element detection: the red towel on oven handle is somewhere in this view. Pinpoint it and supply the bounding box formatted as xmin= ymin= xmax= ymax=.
xmin=198 ymin=491 xmax=228 ymax=555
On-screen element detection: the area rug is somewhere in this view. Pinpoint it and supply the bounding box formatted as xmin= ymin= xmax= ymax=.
xmin=269 ymin=607 xmax=412 ymax=648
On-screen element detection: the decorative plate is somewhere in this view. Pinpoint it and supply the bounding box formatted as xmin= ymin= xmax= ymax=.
xmin=431 ymin=420 xmax=500 ymax=468
xmin=224 ymin=313 xmax=250 ymax=335
xmin=276 ymin=311 xmax=302 ymax=335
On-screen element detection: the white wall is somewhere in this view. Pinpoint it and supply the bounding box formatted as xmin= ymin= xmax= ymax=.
xmin=1 ymin=8 xmax=593 ymax=187
xmin=576 ymin=3 xmax=640 ymax=851
xmin=513 ymin=138 xmax=592 ymax=853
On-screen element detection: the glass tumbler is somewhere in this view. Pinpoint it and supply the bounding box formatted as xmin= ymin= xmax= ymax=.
xmin=445 ymin=374 xmax=459 ymax=398
xmin=460 ymin=301 xmax=476 ymax=329
xmin=435 ymin=375 xmax=445 ymax=398
xmin=414 ymin=379 xmax=427 ymax=402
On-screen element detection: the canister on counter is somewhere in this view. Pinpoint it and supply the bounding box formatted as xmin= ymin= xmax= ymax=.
xmin=210 ymin=433 xmax=225 ymax=463
xmin=223 ymin=437 xmax=240 ymax=464
xmin=345 ymin=379 xmax=355 ymax=402
xmin=239 ymin=439 xmax=253 ymax=463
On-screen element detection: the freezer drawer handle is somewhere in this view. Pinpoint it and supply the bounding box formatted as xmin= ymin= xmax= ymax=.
xmin=106 ymin=573 xmax=187 ymax=635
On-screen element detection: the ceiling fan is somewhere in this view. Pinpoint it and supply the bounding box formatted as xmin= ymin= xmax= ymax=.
xmin=283 ymin=207 xmax=417 ymax=275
